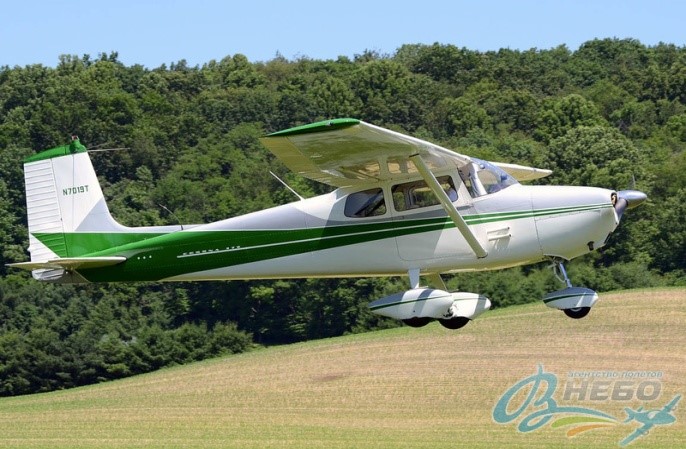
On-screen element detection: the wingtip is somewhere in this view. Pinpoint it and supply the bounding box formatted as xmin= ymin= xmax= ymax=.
xmin=264 ymin=118 xmax=361 ymax=138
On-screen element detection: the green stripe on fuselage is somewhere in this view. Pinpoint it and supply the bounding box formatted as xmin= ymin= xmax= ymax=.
xmin=66 ymin=219 xmax=450 ymax=282
xmin=33 ymin=232 xmax=169 ymax=258
xmin=32 ymin=202 xmax=612 ymax=282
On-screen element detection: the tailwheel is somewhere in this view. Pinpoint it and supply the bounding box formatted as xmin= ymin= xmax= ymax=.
xmin=402 ymin=317 xmax=433 ymax=328
xmin=563 ymin=307 xmax=591 ymax=319
xmin=438 ymin=316 xmax=470 ymax=330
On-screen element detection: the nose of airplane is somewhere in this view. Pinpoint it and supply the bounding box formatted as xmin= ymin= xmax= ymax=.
xmin=613 ymin=190 xmax=648 ymax=221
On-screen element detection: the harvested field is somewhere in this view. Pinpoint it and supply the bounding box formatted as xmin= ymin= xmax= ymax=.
xmin=1 ymin=288 xmax=684 ymax=448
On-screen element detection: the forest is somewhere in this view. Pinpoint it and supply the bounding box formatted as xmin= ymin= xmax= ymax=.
xmin=0 ymin=39 xmax=685 ymax=396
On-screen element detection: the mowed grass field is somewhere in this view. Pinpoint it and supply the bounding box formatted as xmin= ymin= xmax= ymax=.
xmin=0 ymin=288 xmax=684 ymax=449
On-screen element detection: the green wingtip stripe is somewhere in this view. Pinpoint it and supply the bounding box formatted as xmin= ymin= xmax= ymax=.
xmin=266 ymin=118 xmax=360 ymax=137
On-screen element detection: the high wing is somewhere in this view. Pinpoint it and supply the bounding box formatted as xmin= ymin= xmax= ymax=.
xmin=259 ymin=118 xmax=551 ymax=187
xmin=261 ymin=118 xmax=552 ymax=259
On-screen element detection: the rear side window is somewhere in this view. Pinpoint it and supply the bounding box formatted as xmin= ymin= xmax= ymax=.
xmin=344 ymin=188 xmax=387 ymax=218
xmin=392 ymin=176 xmax=455 ymax=211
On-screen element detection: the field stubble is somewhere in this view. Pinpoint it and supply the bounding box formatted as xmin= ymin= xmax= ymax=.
xmin=0 ymin=289 xmax=684 ymax=448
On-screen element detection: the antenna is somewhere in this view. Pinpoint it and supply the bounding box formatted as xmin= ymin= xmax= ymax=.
xmin=82 ymin=140 xmax=131 ymax=153
xmin=87 ymin=147 xmax=130 ymax=153
xmin=269 ymin=171 xmax=305 ymax=201
xmin=158 ymin=204 xmax=184 ymax=231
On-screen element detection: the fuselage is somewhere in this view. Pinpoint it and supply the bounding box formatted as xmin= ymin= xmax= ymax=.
xmin=75 ymin=174 xmax=619 ymax=283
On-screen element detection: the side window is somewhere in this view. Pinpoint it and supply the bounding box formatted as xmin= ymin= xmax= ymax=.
xmin=344 ymin=188 xmax=387 ymax=218
xmin=392 ymin=176 xmax=456 ymax=212
xmin=459 ymin=160 xmax=517 ymax=197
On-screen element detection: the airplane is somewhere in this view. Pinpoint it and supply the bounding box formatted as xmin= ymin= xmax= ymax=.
xmin=619 ymin=394 xmax=681 ymax=446
xmin=8 ymin=118 xmax=647 ymax=330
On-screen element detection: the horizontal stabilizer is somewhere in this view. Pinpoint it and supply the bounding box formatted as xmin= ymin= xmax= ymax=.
xmin=7 ymin=256 xmax=126 ymax=271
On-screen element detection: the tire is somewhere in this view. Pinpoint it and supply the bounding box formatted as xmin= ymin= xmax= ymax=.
xmin=438 ymin=316 xmax=470 ymax=330
xmin=563 ymin=307 xmax=591 ymax=319
xmin=402 ymin=317 xmax=433 ymax=328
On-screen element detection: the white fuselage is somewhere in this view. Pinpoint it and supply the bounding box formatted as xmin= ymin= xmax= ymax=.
xmin=166 ymin=179 xmax=619 ymax=282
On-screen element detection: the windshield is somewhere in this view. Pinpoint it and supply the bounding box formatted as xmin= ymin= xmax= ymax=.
xmin=459 ymin=158 xmax=517 ymax=197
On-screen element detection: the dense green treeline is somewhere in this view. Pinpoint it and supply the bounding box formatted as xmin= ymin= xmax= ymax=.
xmin=0 ymin=39 xmax=685 ymax=395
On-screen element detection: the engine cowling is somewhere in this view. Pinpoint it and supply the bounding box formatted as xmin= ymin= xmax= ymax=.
xmin=369 ymin=288 xmax=491 ymax=321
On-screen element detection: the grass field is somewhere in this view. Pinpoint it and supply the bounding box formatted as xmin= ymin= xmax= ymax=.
xmin=0 ymin=288 xmax=684 ymax=448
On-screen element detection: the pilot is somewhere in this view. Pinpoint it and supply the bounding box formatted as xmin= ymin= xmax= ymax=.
xmin=463 ymin=163 xmax=486 ymax=197
xmin=446 ymin=185 xmax=458 ymax=201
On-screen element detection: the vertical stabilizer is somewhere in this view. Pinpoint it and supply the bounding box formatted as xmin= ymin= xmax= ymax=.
xmin=23 ymin=137 xmax=126 ymax=262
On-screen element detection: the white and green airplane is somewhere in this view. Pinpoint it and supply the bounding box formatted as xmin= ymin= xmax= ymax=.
xmin=8 ymin=119 xmax=647 ymax=329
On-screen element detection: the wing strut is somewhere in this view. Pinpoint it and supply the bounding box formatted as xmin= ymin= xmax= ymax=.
xmin=409 ymin=154 xmax=488 ymax=259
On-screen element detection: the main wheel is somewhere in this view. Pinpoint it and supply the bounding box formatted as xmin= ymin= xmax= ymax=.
xmin=402 ymin=317 xmax=433 ymax=328
xmin=563 ymin=307 xmax=591 ymax=319
xmin=438 ymin=316 xmax=470 ymax=330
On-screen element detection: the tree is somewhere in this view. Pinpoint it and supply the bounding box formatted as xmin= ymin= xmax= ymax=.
xmin=438 ymin=97 xmax=491 ymax=138
xmin=651 ymin=188 xmax=686 ymax=272
xmin=350 ymin=60 xmax=422 ymax=126
xmin=544 ymin=125 xmax=646 ymax=189
xmin=534 ymin=94 xmax=606 ymax=143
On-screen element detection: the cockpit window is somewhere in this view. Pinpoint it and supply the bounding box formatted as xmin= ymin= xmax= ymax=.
xmin=459 ymin=159 xmax=517 ymax=198
xmin=344 ymin=188 xmax=387 ymax=218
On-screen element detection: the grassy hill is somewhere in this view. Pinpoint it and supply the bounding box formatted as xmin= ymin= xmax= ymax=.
xmin=0 ymin=288 xmax=684 ymax=449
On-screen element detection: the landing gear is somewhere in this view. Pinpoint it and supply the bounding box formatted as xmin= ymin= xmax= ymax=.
xmin=369 ymin=270 xmax=491 ymax=330
xmin=563 ymin=307 xmax=591 ymax=319
xmin=552 ymin=259 xmax=573 ymax=289
xmin=402 ymin=317 xmax=433 ymax=328
xmin=544 ymin=259 xmax=598 ymax=319
xmin=438 ymin=317 xmax=470 ymax=330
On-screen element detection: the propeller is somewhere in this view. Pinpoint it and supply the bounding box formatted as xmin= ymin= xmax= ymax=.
xmin=614 ymin=189 xmax=648 ymax=221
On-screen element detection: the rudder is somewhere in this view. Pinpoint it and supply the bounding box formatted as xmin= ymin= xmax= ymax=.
xmin=23 ymin=137 xmax=126 ymax=263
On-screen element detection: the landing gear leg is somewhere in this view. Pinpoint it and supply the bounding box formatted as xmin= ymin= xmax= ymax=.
xmin=545 ymin=259 xmax=596 ymax=319
xmin=552 ymin=259 xmax=573 ymax=288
